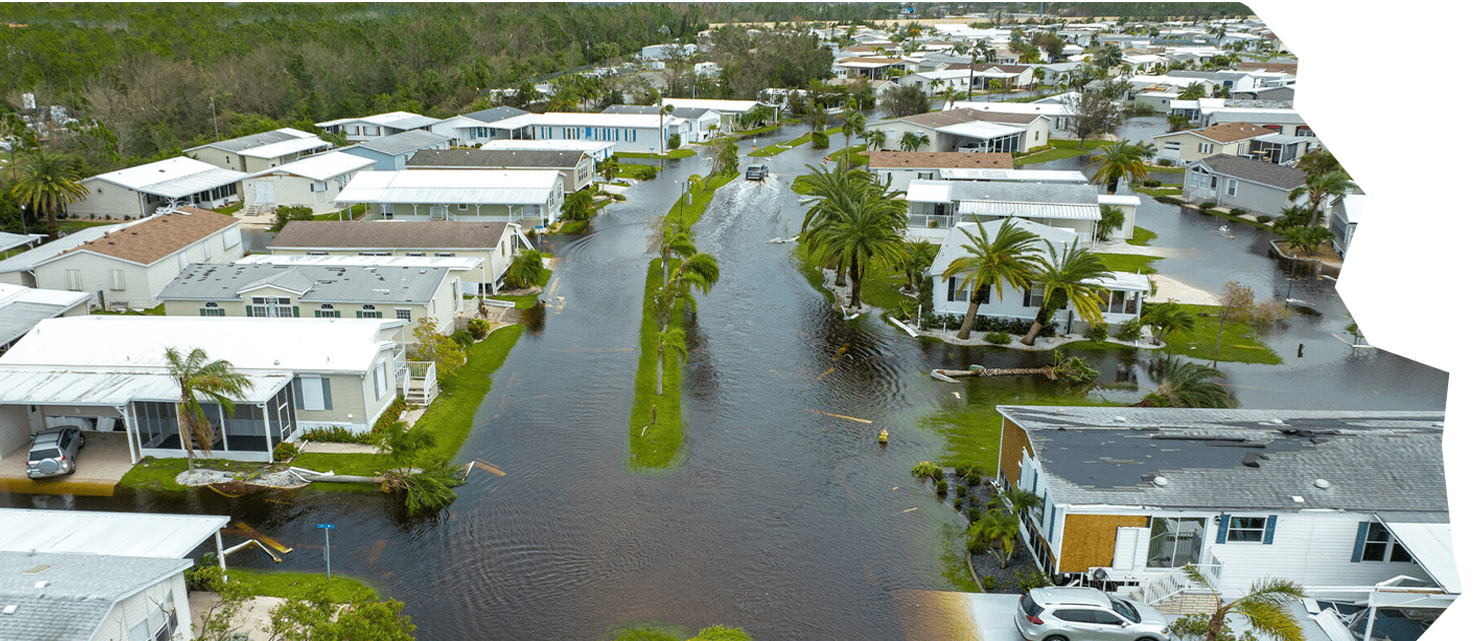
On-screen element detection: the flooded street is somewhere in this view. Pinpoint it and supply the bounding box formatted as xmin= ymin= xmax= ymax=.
xmin=1 ymin=124 xmax=1448 ymax=640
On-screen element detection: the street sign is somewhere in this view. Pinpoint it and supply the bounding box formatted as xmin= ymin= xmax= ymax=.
xmin=317 ymin=524 xmax=335 ymax=579
xmin=316 ymin=523 xmax=335 ymax=530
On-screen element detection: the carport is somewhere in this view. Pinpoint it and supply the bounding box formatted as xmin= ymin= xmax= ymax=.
xmin=0 ymin=508 xmax=232 ymax=571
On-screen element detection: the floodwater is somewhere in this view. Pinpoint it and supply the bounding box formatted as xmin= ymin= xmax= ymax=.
xmin=2 ymin=124 xmax=1447 ymax=640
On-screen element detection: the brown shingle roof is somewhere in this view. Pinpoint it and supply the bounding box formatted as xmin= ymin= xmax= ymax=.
xmin=64 ymin=207 xmax=237 ymax=265
xmin=868 ymin=152 xmax=1013 ymax=170
xmin=1235 ymin=62 xmax=1297 ymax=75
xmin=270 ymin=221 xmax=509 ymax=250
xmin=901 ymin=109 xmax=1040 ymax=128
xmin=1194 ymin=121 xmax=1274 ymax=143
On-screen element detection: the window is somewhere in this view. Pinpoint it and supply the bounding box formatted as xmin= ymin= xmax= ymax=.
xmin=405 ymin=252 xmax=426 ymax=257
xmin=1198 ymin=142 xmax=1216 ymax=154
xmin=309 ymin=181 xmax=327 ymax=192
xmin=374 ymin=360 xmax=388 ymax=400
xmin=65 ymin=269 xmax=82 ymax=291
xmin=314 ymin=309 xmax=340 ymax=318
xmin=1226 ymin=179 xmax=1238 ymax=197
xmin=946 ymin=277 xmax=968 ymax=302
xmin=1147 ymin=517 xmax=1205 ymax=567
xmin=200 ymin=308 xmax=225 ymax=317
xmin=457 ymin=203 xmax=469 ymax=211
xmin=396 ymin=309 xmax=412 ymax=320
xmin=292 ymin=375 xmax=333 ymax=411
xmin=1163 ymin=141 xmax=1181 ymax=151
xmin=436 ymin=252 xmax=455 ymax=257
xmin=201 ymin=241 xmax=212 ymax=260
xmin=1022 ymin=284 xmax=1045 ymax=308
xmin=248 ymin=296 xmax=296 ymax=318
xmin=108 ymin=269 xmax=126 ymax=291
xmin=359 ymin=251 xmax=391 ymax=256
xmin=307 ymin=251 xmax=328 ymax=256
xmin=357 ymin=304 xmax=383 ymax=319
xmin=1356 ymin=522 xmax=1413 ymax=562
xmin=1221 ymin=516 xmax=1270 ymax=543
xmin=1053 ymin=610 xmax=1095 ymax=623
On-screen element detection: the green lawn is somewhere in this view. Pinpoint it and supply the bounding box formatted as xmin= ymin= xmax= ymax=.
xmin=613 ymin=162 xmax=661 ymax=180
xmin=1154 ymin=303 xmax=1283 ymax=365
xmin=216 ymin=203 xmax=244 ymax=214
xmin=910 ymin=390 xmax=1115 ymax=474
xmin=311 ymin=204 xmax=368 ymax=221
xmin=730 ymin=123 xmax=780 ymax=138
xmin=667 ymin=172 xmax=738 ymax=228
xmin=1191 ymin=204 xmax=1273 ymax=231
xmin=1096 ymin=253 xmax=1160 ymax=275
xmin=751 ymin=129 xmax=833 ymax=157
xmin=614 ymin=149 xmax=696 ymax=160
xmin=488 ymin=267 xmax=552 ymax=308
xmin=629 ymin=258 xmax=686 ymax=472
xmin=1126 ymin=226 xmax=1157 ymax=246
xmin=226 ymin=568 xmax=378 ymax=602
xmin=1014 ymin=139 xmax=1113 ymax=166
xmin=825 ymin=145 xmax=869 ymax=167
xmin=91 ymin=303 xmax=166 ymax=316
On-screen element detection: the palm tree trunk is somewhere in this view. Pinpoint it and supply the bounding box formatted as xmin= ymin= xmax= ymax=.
xmin=832 ymin=260 xmax=847 ymax=288
xmin=1204 ymin=609 xmax=1229 ymax=641
xmin=45 ymin=206 xmax=59 ymax=241
xmin=957 ymin=287 xmax=986 ymax=339
xmin=655 ymin=344 xmax=664 ymax=396
xmin=1020 ymin=305 xmax=1055 ymax=346
xmin=176 ymin=406 xmax=195 ymax=471
xmin=848 ymin=255 xmax=862 ymax=308
xmin=1107 ymin=176 xmax=1119 ymax=195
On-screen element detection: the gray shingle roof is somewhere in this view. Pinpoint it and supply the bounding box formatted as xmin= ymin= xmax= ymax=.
xmin=193 ymin=128 xmax=304 ymax=153
xmin=158 ymin=263 xmax=450 ymax=304
xmin=353 ymin=129 xmax=452 ymax=156
xmin=0 ymin=552 xmax=190 ymax=641
xmin=407 ymin=149 xmax=585 ymax=169
xmin=999 ymin=406 xmax=1447 ymax=514
xmin=1195 ymin=154 xmax=1306 ymax=190
xmin=270 ymin=221 xmax=508 ymax=250
xmin=0 ymin=302 xmax=73 ymax=347
xmin=601 ymin=104 xmax=714 ymax=120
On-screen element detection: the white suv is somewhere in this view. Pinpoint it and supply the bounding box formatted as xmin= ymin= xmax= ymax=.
xmin=1015 ymin=587 xmax=1171 ymax=641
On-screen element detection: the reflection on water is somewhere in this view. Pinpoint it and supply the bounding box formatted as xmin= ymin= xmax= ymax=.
xmin=1 ymin=130 xmax=1448 ymax=640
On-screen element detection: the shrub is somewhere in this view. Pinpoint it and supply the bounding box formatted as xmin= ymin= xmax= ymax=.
xmin=1115 ymin=318 xmax=1144 ymax=342
xmin=466 ymin=318 xmax=492 ymax=340
xmin=632 ymin=165 xmax=658 ymax=180
xmin=935 ymin=480 xmax=949 ymax=497
xmin=666 ymin=134 xmax=681 ymax=151
xmin=810 ymin=130 xmax=830 ymax=149
xmin=1156 ymin=158 xmax=1173 ymax=166
xmin=982 ymin=575 xmax=997 ymax=590
xmin=968 ymin=507 xmax=982 ymax=522
xmin=270 ymin=205 xmax=314 ymax=232
xmin=1085 ymin=323 xmax=1110 ymax=342
xmin=911 ymin=461 xmax=943 ymax=480
xmin=967 ymin=534 xmax=990 ymax=555
xmin=450 ymin=328 xmax=475 ymax=350
xmin=1229 ymin=208 xmax=1247 ymax=217
xmin=374 ymin=395 xmax=409 ymax=433
xmin=968 ymin=494 xmax=982 ymax=507
xmin=185 ymin=562 xmax=224 ymax=591
xmin=965 ymin=472 xmax=983 ymax=486
xmin=1142 ymin=179 xmax=1162 ymax=187
xmin=1199 ymin=201 xmax=1217 ymax=210
xmin=1016 ymin=569 xmax=1055 ymax=591
xmin=984 ymin=330 xmax=1011 ymax=344
xmin=1256 ymin=214 xmax=1273 ymax=223
xmin=954 ymin=463 xmax=976 ymax=477
xmin=304 ymin=425 xmax=376 ymax=444
xmin=953 ymin=498 xmax=964 ymax=510
xmin=272 ymin=441 xmax=300 ymax=462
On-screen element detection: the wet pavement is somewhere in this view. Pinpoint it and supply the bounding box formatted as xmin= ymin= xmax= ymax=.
xmin=0 ymin=122 xmax=1447 ymax=640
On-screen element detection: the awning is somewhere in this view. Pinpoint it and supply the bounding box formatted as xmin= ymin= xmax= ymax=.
xmin=0 ymin=508 xmax=230 ymax=559
xmin=0 ymin=367 xmax=291 ymax=406
xmin=956 ymin=200 xmax=1101 ymax=221
xmin=1382 ymin=521 xmax=1461 ymax=593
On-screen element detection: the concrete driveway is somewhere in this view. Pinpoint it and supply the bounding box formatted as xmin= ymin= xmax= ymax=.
xmin=0 ymin=431 xmax=133 ymax=496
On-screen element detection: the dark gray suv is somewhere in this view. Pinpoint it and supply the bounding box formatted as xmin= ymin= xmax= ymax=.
xmin=26 ymin=427 xmax=86 ymax=479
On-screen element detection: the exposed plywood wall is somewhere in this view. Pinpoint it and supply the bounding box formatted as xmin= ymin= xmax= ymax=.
xmin=1059 ymin=514 xmax=1150 ymax=573
xmin=997 ymin=418 xmax=1034 ymax=485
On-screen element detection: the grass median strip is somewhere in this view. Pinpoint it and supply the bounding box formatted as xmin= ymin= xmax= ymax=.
xmin=629 ymin=258 xmax=685 ymax=471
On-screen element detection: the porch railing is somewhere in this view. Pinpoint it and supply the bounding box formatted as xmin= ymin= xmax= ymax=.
xmin=907 ymin=214 xmax=956 ymax=229
xmin=402 ymin=361 xmax=439 ymax=406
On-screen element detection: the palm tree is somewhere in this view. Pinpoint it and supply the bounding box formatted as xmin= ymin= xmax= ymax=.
xmin=655 ymin=253 xmax=720 ymax=331
xmin=1019 ymin=239 xmax=1112 ymax=345
xmin=898 ymin=131 xmax=930 ymax=152
xmin=596 ymin=157 xmax=619 ymax=183
xmin=654 ymin=327 xmax=687 ymax=396
xmin=1288 ymin=170 xmax=1352 ymax=225
xmin=839 ymin=99 xmax=867 ymax=171
xmin=1282 ymin=225 xmax=1333 ymax=257
xmin=898 ymin=238 xmax=938 ymax=291
xmin=1141 ymin=301 xmax=1195 ymax=348
xmin=1294 ymin=149 xmax=1342 ymax=179
xmin=705 ymin=136 xmax=739 ymax=179
xmin=164 ymin=347 xmax=254 ymax=471
xmin=1031 ymin=66 xmax=1046 ymax=88
xmin=987 ymin=78 xmax=1006 ymax=102
xmin=11 ymin=149 xmax=89 ymax=241
xmin=940 ymin=87 xmax=963 ymax=111
xmin=863 ymin=129 xmax=887 ymax=151
xmin=1182 ymin=565 xmax=1306 ymax=641
xmin=1137 ymin=356 xmax=1237 ymax=408
xmin=969 ymin=508 xmax=1021 ymax=568
xmin=797 ymin=163 xmax=894 ymax=288
xmin=560 ymin=190 xmax=595 ymax=222
xmin=1096 ymin=204 xmax=1126 ymax=241
xmin=940 ymin=218 xmax=1043 ymax=340
xmin=1178 ymin=82 xmax=1209 ymax=101
xmin=801 ymin=188 xmax=908 ymax=308
xmin=1087 ymin=141 xmax=1152 ymax=194
xmin=505 ymin=249 xmax=548 ymax=289
xmin=658 ymin=103 xmax=675 ymax=154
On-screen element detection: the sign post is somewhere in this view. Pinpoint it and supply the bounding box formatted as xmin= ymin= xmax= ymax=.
xmin=316 ymin=523 xmax=335 ymax=580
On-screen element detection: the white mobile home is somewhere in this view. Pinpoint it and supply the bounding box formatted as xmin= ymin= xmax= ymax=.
xmin=242 ymin=151 xmax=374 ymax=215
xmin=315 ymin=111 xmax=441 ymax=143
xmin=186 ymin=127 xmax=332 ymax=173
xmin=335 ymin=169 xmax=563 ymax=227
xmin=484 ymin=112 xmax=690 ymax=154
xmin=69 ymin=157 xmax=246 ymax=220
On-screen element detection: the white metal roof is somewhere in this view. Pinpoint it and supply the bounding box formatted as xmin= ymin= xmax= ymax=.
xmin=316 ymin=110 xmax=441 ymax=130
xmin=938 ymin=168 xmax=1089 ymax=183
xmin=249 ymin=151 xmax=374 ymax=181
xmin=239 ymin=136 xmax=332 ymax=159
xmin=335 ymin=169 xmax=560 ymax=205
xmin=936 ymin=121 xmax=1026 ymax=141
xmin=660 ymin=98 xmax=759 ymax=113
xmin=236 ymin=254 xmax=483 ymax=271
xmin=1098 ymin=194 xmax=1143 ymax=207
xmin=489 ymin=112 xmax=687 ymax=131
xmin=0 ymin=508 xmax=230 ymax=559
xmin=1382 ymin=521 xmax=1460 ymax=593
xmin=905 ymin=181 xmax=953 ymax=203
xmin=957 ymin=102 xmax=1067 ymax=117
xmin=956 ymin=200 xmax=1102 ymax=220
xmin=1 ymin=316 xmax=402 ymax=374
xmin=90 ymin=157 xmax=248 ymax=199
xmin=0 ymin=231 xmax=44 ymax=254
xmin=479 ymin=139 xmax=616 ymax=154
xmin=0 ymin=366 xmax=290 ymax=405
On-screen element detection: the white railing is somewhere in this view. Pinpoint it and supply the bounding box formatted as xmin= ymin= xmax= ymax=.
xmin=1139 ymin=572 xmax=1188 ymax=605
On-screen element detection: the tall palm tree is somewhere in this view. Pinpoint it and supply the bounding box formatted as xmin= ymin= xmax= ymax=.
xmin=650 ymin=217 xmax=697 ymax=280
xmin=1282 ymin=225 xmax=1333 ymax=257
xmin=969 ymin=508 xmax=1021 ymax=568
xmin=1096 ymin=204 xmax=1126 ymax=241
xmin=801 ymin=188 xmax=908 ymax=308
xmin=1288 ymin=170 xmax=1352 ymax=225
xmin=1087 ymin=141 xmax=1153 ymax=194
xmin=839 ymin=99 xmax=867 ymax=171
xmin=11 ymin=149 xmax=89 ymax=240
xmin=940 ymin=218 xmax=1043 ymax=340
xmin=654 ymin=253 xmax=720 ymax=331
xmin=654 ymin=327 xmax=687 ymax=396
xmin=164 ymin=347 xmax=254 ymax=471
xmin=1019 ymin=239 xmax=1112 ymax=345
xmin=1294 ymin=149 xmax=1342 ymax=180
xmin=898 ymin=131 xmax=930 ymax=152
xmin=797 ymin=163 xmax=895 ymax=288
xmin=1137 ymin=356 xmax=1237 ymax=408
xmin=1178 ymin=82 xmax=1209 ymax=101
xmin=898 ymin=238 xmax=938 ymax=291
xmin=1183 ymin=565 xmax=1306 ymax=641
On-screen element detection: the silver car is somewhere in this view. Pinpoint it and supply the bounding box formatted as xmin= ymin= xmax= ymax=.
xmin=1015 ymin=587 xmax=1171 ymax=641
xmin=26 ymin=427 xmax=86 ymax=479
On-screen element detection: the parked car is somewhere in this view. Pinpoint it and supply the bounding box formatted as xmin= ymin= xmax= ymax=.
xmin=1015 ymin=587 xmax=1171 ymax=641
xmin=745 ymin=164 xmax=769 ymax=180
xmin=25 ymin=427 xmax=86 ymax=479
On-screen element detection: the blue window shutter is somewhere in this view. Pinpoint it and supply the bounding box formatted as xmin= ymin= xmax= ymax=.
xmin=291 ymin=377 xmax=303 ymax=410
xmin=1216 ymin=516 xmax=1230 ymax=544
xmin=1351 ymin=521 xmax=1370 ymax=562
xmin=245 ymin=306 xmax=254 ymax=317
xmin=320 ymin=378 xmax=333 ymax=411
xmin=1263 ymin=515 xmax=1277 ymax=545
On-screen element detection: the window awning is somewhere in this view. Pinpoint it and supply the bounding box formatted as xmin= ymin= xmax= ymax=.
xmin=1382 ymin=521 xmax=1460 ymax=594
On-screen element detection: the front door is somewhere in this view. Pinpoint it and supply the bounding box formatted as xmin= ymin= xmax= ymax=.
xmin=1146 ymin=517 xmax=1206 ymax=568
xmin=257 ymin=181 xmax=275 ymax=205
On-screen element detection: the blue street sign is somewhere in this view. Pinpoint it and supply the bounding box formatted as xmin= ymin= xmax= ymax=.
xmin=317 ymin=523 xmax=335 ymax=530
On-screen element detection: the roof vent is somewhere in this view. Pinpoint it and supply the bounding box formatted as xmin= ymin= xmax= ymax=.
xmin=32 ymin=581 xmax=47 ymax=589
xmin=1291 ymin=495 xmax=1305 ymax=503
xmin=273 ymin=359 xmax=280 ymax=365
xmin=1313 ymin=478 xmax=1330 ymax=489
xmin=2 ymin=605 xmax=16 ymax=615
xmin=1114 ymin=415 xmax=1128 ymax=423
xmin=1241 ymin=453 xmax=1268 ymax=468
